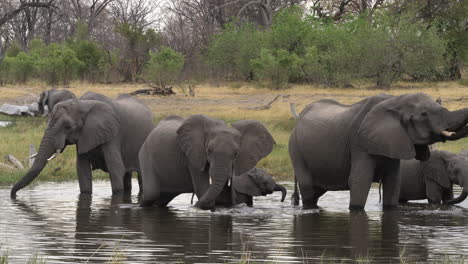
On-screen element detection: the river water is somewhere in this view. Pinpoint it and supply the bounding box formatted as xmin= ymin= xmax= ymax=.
xmin=1 ymin=180 xmax=467 ymax=263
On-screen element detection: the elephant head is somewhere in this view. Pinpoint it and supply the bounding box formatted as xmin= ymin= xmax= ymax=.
xmin=437 ymin=151 xmax=468 ymax=204
xmin=358 ymin=93 xmax=468 ymax=162
xmin=11 ymin=99 xmax=120 ymax=197
xmin=233 ymin=167 xmax=286 ymax=202
xmin=176 ymin=115 xmax=275 ymax=209
xmin=37 ymin=90 xmax=52 ymax=115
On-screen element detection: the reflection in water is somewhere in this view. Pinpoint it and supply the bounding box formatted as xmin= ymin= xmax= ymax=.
xmin=1 ymin=181 xmax=468 ymax=263
xmin=0 ymin=121 xmax=12 ymax=127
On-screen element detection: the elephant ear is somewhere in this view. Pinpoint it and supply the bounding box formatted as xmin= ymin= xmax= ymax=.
xmin=232 ymin=120 xmax=275 ymax=176
xmin=77 ymin=101 xmax=120 ymax=154
xmin=39 ymin=90 xmax=49 ymax=114
xmin=357 ymin=101 xmax=415 ymax=160
xmin=177 ymin=115 xmax=222 ymax=171
xmin=422 ymin=156 xmax=451 ymax=189
xmin=233 ymin=168 xmax=263 ymax=196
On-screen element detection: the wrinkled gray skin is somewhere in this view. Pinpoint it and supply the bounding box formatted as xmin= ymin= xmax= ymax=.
xmin=399 ymin=150 xmax=468 ymax=204
xmin=139 ymin=115 xmax=275 ymax=210
xmin=214 ymin=168 xmax=287 ymax=206
xmin=11 ymin=92 xmax=155 ymax=197
xmin=289 ymin=93 xmax=468 ymax=210
xmin=38 ymin=89 xmax=76 ymax=115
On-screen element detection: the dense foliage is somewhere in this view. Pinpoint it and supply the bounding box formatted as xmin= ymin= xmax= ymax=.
xmin=0 ymin=0 xmax=465 ymax=89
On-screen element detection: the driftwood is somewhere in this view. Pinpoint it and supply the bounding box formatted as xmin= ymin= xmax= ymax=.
xmin=7 ymin=154 xmax=24 ymax=169
xmin=29 ymin=144 xmax=37 ymax=168
xmin=290 ymin=102 xmax=299 ymax=119
xmin=241 ymin=95 xmax=283 ymax=110
xmin=129 ymin=84 xmax=175 ymax=96
xmin=0 ymin=162 xmax=16 ymax=170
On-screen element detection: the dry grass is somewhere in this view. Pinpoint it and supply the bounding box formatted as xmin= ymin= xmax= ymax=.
xmin=0 ymin=80 xmax=467 ymax=183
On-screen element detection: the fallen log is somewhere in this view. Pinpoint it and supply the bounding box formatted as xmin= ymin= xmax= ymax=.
xmin=129 ymin=85 xmax=175 ymax=96
xmin=7 ymin=154 xmax=24 ymax=169
xmin=241 ymin=95 xmax=283 ymax=110
xmin=0 ymin=162 xmax=16 ymax=170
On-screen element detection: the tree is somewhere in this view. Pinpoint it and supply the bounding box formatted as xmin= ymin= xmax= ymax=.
xmin=145 ymin=46 xmax=185 ymax=88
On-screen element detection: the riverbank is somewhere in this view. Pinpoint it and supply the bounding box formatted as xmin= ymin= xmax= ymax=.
xmin=0 ymin=81 xmax=467 ymax=185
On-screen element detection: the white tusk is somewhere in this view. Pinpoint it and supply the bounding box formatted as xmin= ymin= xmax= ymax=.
xmin=29 ymin=153 xmax=38 ymax=159
xmin=441 ymin=131 xmax=456 ymax=137
xmin=47 ymin=149 xmax=61 ymax=161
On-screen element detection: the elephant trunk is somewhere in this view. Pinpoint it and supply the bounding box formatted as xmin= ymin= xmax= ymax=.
xmin=11 ymin=131 xmax=57 ymax=198
xmin=195 ymin=162 xmax=231 ymax=210
xmin=445 ymin=108 xmax=468 ymax=140
xmin=444 ymin=179 xmax=468 ymax=205
xmin=274 ymin=184 xmax=287 ymax=202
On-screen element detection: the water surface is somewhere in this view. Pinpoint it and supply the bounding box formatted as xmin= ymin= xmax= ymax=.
xmin=1 ymin=181 xmax=468 ymax=263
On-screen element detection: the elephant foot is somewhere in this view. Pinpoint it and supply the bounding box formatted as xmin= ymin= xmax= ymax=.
xmin=349 ymin=204 xmax=365 ymax=211
xmin=194 ymin=200 xmax=215 ymax=211
xmin=140 ymin=200 xmax=155 ymax=207
xmin=80 ymin=190 xmax=92 ymax=194
xmin=382 ymin=204 xmax=398 ymax=210
xmin=302 ymin=203 xmax=319 ymax=210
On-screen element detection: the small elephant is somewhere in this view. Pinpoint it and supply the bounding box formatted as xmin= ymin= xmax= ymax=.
xmin=11 ymin=92 xmax=155 ymax=197
xmin=213 ymin=168 xmax=287 ymax=206
xmin=139 ymin=115 xmax=275 ymax=210
xmin=38 ymin=89 xmax=76 ymax=115
xmin=399 ymin=150 xmax=468 ymax=204
xmin=289 ymin=93 xmax=468 ymax=210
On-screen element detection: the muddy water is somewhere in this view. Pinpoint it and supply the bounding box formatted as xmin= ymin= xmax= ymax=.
xmin=1 ymin=181 xmax=468 ymax=263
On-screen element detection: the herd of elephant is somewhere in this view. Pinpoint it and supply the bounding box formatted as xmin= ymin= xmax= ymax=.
xmin=9 ymin=89 xmax=468 ymax=211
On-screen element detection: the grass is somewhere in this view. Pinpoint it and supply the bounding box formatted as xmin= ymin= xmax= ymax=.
xmin=0 ymin=81 xmax=467 ymax=185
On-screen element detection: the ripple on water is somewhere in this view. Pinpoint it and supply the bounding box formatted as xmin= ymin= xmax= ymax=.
xmin=1 ymin=180 xmax=468 ymax=263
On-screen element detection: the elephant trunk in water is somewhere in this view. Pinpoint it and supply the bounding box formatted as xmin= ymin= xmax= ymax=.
xmin=11 ymin=129 xmax=58 ymax=198
xmin=444 ymin=179 xmax=468 ymax=205
xmin=195 ymin=161 xmax=232 ymax=209
xmin=274 ymin=184 xmax=287 ymax=202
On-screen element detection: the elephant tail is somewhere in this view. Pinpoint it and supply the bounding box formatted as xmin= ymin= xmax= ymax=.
xmin=378 ymin=179 xmax=382 ymax=203
xmin=291 ymin=175 xmax=300 ymax=206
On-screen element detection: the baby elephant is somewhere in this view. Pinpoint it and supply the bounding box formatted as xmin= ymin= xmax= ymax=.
xmin=399 ymin=150 xmax=468 ymax=204
xmin=214 ymin=168 xmax=287 ymax=207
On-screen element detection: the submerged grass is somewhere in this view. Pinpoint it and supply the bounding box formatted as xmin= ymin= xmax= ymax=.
xmin=0 ymin=81 xmax=467 ymax=185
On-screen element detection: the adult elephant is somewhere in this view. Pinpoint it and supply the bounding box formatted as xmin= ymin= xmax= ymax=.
xmin=399 ymin=150 xmax=468 ymax=204
xmin=139 ymin=115 xmax=275 ymax=210
xmin=289 ymin=93 xmax=468 ymax=210
xmin=214 ymin=167 xmax=286 ymax=207
xmin=11 ymin=92 xmax=155 ymax=197
xmin=38 ymin=89 xmax=76 ymax=115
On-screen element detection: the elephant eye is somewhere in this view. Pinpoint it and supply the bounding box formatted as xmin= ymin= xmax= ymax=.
xmin=421 ymin=112 xmax=428 ymax=117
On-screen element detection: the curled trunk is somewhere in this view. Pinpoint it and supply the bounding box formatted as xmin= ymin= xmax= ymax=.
xmin=195 ymin=164 xmax=231 ymax=210
xmin=444 ymin=191 xmax=468 ymax=205
xmin=274 ymin=184 xmax=287 ymax=202
xmin=445 ymin=108 xmax=468 ymax=140
xmin=11 ymin=132 xmax=56 ymax=198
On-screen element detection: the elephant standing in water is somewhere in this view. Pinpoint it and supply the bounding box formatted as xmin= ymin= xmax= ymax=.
xmin=214 ymin=167 xmax=287 ymax=206
xmin=289 ymin=93 xmax=468 ymax=210
xmin=11 ymin=92 xmax=155 ymax=197
xmin=139 ymin=115 xmax=275 ymax=210
xmin=399 ymin=150 xmax=468 ymax=204
xmin=38 ymin=89 xmax=76 ymax=115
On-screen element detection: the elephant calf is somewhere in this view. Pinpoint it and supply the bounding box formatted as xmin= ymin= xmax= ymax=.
xmin=214 ymin=168 xmax=286 ymax=207
xmin=38 ymin=89 xmax=76 ymax=115
xmin=399 ymin=150 xmax=468 ymax=204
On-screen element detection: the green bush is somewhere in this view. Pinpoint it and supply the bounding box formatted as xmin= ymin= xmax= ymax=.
xmin=144 ymin=46 xmax=184 ymax=88
xmin=36 ymin=43 xmax=84 ymax=85
xmin=69 ymin=39 xmax=104 ymax=82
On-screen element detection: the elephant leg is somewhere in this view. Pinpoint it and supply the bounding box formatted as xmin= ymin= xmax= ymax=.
xmin=349 ymin=152 xmax=376 ymax=210
xmin=381 ymin=159 xmax=401 ymax=209
xmin=154 ymin=192 xmax=178 ymax=208
xmin=302 ymin=186 xmax=326 ymax=209
xmin=102 ymin=144 xmax=125 ymax=195
xmin=137 ymin=171 xmax=143 ymax=194
xmin=425 ymin=180 xmax=443 ymax=204
xmin=189 ymin=167 xmax=210 ymax=200
xmin=290 ymin=147 xmax=318 ymax=208
xmin=140 ymin=156 xmax=160 ymax=207
xmin=77 ymin=154 xmax=92 ymax=194
xmin=123 ymin=172 xmax=132 ymax=193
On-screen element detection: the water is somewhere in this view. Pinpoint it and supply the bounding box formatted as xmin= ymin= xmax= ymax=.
xmin=1 ymin=180 xmax=468 ymax=263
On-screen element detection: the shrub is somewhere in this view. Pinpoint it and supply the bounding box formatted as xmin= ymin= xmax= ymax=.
xmin=144 ymin=46 xmax=184 ymax=88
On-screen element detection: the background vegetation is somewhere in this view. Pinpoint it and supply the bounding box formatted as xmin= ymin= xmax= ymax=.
xmin=0 ymin=0 xmax=466 ymax=89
